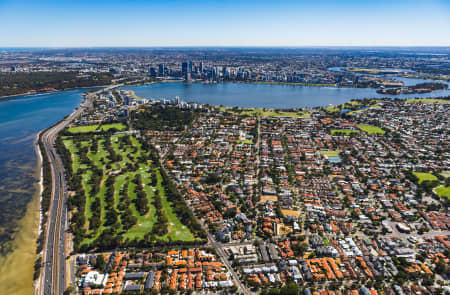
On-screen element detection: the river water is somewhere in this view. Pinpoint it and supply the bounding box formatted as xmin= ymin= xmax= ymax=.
xmin=0 ymin=89 xmax=86 ymax=253
xmin=124 ymin=79 xmax=450 ymax=109
xmin=0 ymin=89 xmax=86 ymax=295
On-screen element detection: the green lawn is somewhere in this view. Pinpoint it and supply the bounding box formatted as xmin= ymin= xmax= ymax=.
xmin=413 ymin=172 xmax=438 ymax=184
xmin=62 ymin=137 xmax=89 ymax=172
xmin=325 ymin=99 xmax=382 ymax=115
xmin=347 ymin=104 xmax=381 ymax=115
xmin=236 ymin=139 xmax=254 ymax=144
xmin=156 ymin=169 xmax=195 ymax=242
xmin=331 ymin=129 xmax=359 ymax=136
xmin=320 ymin=150 xmax=340 ymax=157
xmin=258 ymin=110 xmax=310 ymax=118
xmin=435 ymin=185 xmax=450 ymax=199
xmin=67 ymin=123 xmax=126 ymax=134
xmin=358 ymin=125 xmax=386 ymax=135
xmin=346 ymin=100 xmax=363 ymax=106
xmin=323 ymin=105 xmax=340 ymax=112
xmin=87 ymin=139 xmax=109 ymax=168
xmin=63 ymin=139 xmax=94 ymax=232
xmin=67 ymin=125 xmax=98 ymax=133
xmin=127 ymin=169 xmax=158 ymax=237
xmin=63 ymin=133 xmax=194 ymax=247
xmin=123 ymin=170 xmax=157 ymax=240
xmin=113 ymin=174 xmax=128 ymax=208
xmin=123 ymin=167 xmax=194 ymax=242
xmin=406 ymin=98 xmax=450 ymax=104
xmin=219 ymin=107 xmax=310 ymax=118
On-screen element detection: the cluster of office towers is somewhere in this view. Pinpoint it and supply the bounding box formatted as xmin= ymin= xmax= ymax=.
xmin=148 ymin=61 xmax=208 ymax=81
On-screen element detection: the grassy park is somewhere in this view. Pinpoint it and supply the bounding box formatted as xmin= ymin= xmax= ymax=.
xmin=219 ymin=107 xmax=310 ymax=118
xmin=435 ymin=185 xmax=450 ymax=199
xmin=358 ymin=125 xmax=386 ymax=135
xmin=61 ymin=131 xmax=195 ymax=250
xmin=330 ymin=129 xmax=359 ymax=136
xmin=320 ymin=150 xmax=340 ymax=157
xmin=330 ymin=125 xmax=385 ymax=136
xmin=411 ymin=171 xmax=449 ymax=199
xmin=236 ymin=139 xmax=254 ymax=144
xmin=66 ymin=123 xmax=127 ymax=134
xmin=347 ymin=104 xmax=381 ymax=115
xmin=323 ymin=99 xmax=382 ymax=115
xmin=405 ymin=98 xmax=450 ymax=104
xmin=323 ymin=105 xmax=340 ymax=113
xmin=412 ymin=172 xmax=438 ymax=184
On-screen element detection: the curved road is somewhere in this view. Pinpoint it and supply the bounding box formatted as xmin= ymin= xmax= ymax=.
xmin=40 ymin=103 xmax=85 ymax=295
xmin=40 ymin=87 xmax=112 ymax=295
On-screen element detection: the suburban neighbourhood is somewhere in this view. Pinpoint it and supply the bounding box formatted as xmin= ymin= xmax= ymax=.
xmin=49 ymin=89 xmax=450 ymax=295
xmin=0 ymin=1 xmax=449 ymax=294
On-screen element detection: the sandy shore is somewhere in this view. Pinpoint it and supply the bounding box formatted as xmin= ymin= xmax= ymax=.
xmin=0 ymin=139 xmax=41 ymax=295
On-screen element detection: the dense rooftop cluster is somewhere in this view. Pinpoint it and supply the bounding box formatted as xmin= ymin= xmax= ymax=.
xmin=77 ymin=248 xmax=235 ymax=294
xmin=69 ymin=93 xmax=449 ymax=294
xmin=2 ymin=48 xmax=449 ymax=91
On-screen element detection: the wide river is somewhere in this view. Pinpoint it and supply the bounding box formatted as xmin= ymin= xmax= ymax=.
xmin=123 ymin=79 xmax=450 ymax=109
xmin=0 ymin=77 xmax=448 ymax=293
xmin=0 ymin=89 xmax=86 ymax=295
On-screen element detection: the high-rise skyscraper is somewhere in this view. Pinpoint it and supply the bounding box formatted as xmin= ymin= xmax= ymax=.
xmin=182 ymin=61 xmax=191 ymax=81
xmin=149 ymin=67 xmax=157 ymax=77
xmin=182 ymin=62 xmax=188 ymax=77
xmin=199 ymin=61 xmax=203 ymax=73
xmin=158 ymin=64 xmax=165 ymax=77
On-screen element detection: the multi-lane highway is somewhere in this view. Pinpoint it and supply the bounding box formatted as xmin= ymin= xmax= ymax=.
xmin=39 ymin=87 xmax=114 ymax=295
xmin=40 ymin=101 xmax=85 ymax=295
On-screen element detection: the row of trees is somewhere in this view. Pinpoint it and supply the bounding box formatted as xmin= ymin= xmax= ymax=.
xmin=104 ymin=175 xmax=119 ymax=228
xmin=133 ymin=174 xmax=149 ymax=215
xmin=60 ymin=123 xmax=126 ymax=137
xmin=159 ymin=163 xmax=207 ymax=240
xmin=152 ymin=190 xmax=169 ymax=236
xmin=37 ymin=129 xmax=54 ymax=253
xmin=118 ymin=182 xmax=138 ymax=231
xmin=58 ymin=133 xmax=152 ymax=250
xmin=132 ymin=105 xmax=197 ymax=131
xmin=57 ymin=132 xmax=95 ymax=250
xmin=57 ymin=129 xmax=208 ymax=252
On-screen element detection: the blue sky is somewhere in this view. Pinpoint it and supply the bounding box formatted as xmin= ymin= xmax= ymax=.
xmin=0 ymin=0 xmax=449 ymax=47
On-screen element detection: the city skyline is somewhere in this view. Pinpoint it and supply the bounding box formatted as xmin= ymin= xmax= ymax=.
xmin=0 ymin=0 xmax=449 ymax=47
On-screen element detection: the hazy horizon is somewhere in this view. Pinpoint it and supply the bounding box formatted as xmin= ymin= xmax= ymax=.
xmin=0 ymin=45 xmax=450 ymax=53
